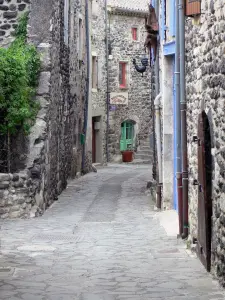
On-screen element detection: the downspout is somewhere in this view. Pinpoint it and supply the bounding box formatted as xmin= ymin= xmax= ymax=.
xmin=151 ymin=0 xmax=160 ymax=183
xmin=175 ymin=0 xmax=183 ymax=236
xmin=154 ymin=0 xmax=161 ymax=208
xmin=105 ymin=0 xmax=110 ymax=163
xmin=82 ymin=0 xmax=90 ymax=173
xmin=155 ymin=0 xmax=160 ymax=96
xmin=179 ymin=0 xmax=188 ymax=239
xmin=154 ymin=93 xmax=162 ymax=209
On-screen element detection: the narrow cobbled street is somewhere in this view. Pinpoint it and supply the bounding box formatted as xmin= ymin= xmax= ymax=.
xmin=0 ymin=164 xmax=224 ymax=300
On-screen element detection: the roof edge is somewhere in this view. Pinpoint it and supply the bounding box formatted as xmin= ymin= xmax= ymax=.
xmin=109 ymin=6 xmax=148 ymax=17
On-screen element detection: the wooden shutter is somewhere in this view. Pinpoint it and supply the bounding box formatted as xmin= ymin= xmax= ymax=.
xmin=185 ymin=0 xmax=201 ymax=16
xmin=132 ymin=28 xmax=137 ymax=40
xmin=119 ymin=62 xmax=127 ymax=88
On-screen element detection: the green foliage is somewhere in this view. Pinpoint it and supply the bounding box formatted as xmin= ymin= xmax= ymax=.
xmin=13 ymin=12 xmax=29 ymax=41
xmin=0 ymin=13 xmax=40 ymax=135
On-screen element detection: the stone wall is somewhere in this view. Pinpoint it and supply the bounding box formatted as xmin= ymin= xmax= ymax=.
xmin=108 ymin=11 xmax=152 ymax=161
xmin=186 ymin=0 xmax=225 ymax=284
xmin=0 ymin=171 xmax=43 ymax=219
xmin=0 ymin=0 xmax=91 ymax=218
xmin=91 ymin=0 xmax=107 ymax=164
xmin=0 ymin=0 xmax=30 ymax=47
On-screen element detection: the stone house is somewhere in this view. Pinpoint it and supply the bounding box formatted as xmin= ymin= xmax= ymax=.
xmin=90 ymin=0 xmax=152 ymax=164
xmin=157 ymin=0 xmax=225 ymax=285
xmin=158 ymin=0 xmax=176 ymax=210
xmin=185 ymin=0 xmax=225 ymax=285
xmin=0 ymin=0 xmax=92 ymax=218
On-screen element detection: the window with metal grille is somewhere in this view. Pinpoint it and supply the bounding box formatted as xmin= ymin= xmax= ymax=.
xmin=92 ymin=56 xmax=98 ymax=89
xmin=132 ymin=27 xmax=138 ymax=41
xmin=64 ymin=0 xmax=69 ymax=45
xmin=119 ymin=62 xmax=127 ymax=88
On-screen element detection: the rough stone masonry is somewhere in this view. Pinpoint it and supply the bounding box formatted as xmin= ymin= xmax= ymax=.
xmin=107 ymin=6 xmax=152 ymax=161
xmin=0 ymin=0 xmax=92 ymax=219
xmin=0 ymin=0 xmax=29 ymax=47
xmin=186 ymin=0 xmax=225 ymax=285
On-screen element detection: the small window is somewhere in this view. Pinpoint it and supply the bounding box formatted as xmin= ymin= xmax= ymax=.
xmin=78 ymin=18 xmax=83 ymax=60
xmin=64 ymin=0 xmax=69 ymax=45
xmin=92 ymin=56 xmax=98 ymax=89
xmin=132 ymin=27 xmax=138 ymax=41
xmin=119 ymin=62 xmax=127 ymax=88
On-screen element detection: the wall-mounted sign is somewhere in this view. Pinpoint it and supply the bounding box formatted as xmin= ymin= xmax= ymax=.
xmin=109 ymin=105 xmax=117 ymax=111
xmin=110 ymin=92 xmax=128 ymax=105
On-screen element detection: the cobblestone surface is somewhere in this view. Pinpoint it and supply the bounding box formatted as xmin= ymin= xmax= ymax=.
xmin=0 ymin=164 xmax=224 ymax=299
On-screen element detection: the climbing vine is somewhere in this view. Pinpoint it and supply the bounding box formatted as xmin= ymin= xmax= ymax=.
xmin=0 ymin=12 xmax=40 ymax=135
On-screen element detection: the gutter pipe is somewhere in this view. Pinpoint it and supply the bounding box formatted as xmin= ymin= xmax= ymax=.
xmin=154 ymin=0 xmax=159 ymax=96
xmin=175 ymin=0 xmax=183 ymax=236
xmin=154 ymin=93 xmax=162 ymax=184
xmin=154 ymin=93 xmax=162 ymax=209
xmin=178 ymin=0 xmax=189 ymax=239
xmin=105 ymin=0 xmax=110 ymax=163
xmin=153 ymin=0 xmax=161 ymax=209
xmin=82 ymin=0 xmax=90 ymax=173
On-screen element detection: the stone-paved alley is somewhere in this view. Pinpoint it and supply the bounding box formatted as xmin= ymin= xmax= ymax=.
xmin=0 ymin=164 xmax=224 ymax=300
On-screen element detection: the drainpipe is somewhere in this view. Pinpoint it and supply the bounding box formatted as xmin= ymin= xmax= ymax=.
xmin=154 ymin=0 xmax=160 ymax=96
xmin=151 ymin=0 xmax=160 ymax=182
xmin=179 ymin=0 xmax=188 ymax=239
xmin=175 ymin=0 xmax=183 ymax=236
xmin=154 ymin=93 xmax=162 ymax=209
xmin=82 ymin=0 xmax=91 ymax=173
xmin=105 ymin=0 xmax=110 ymax=163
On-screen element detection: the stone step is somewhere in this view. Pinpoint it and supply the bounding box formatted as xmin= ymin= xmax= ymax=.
xmin=137 ymin=150 xmax=153 ymax=155
xmin=141 ymin=141 xmax=150 ymax=146
xmin=129 ymin=159 xmax=152 ymax=165
xmin=141 ymin=145 xmax=151 ymax=149
xmin=135 ymin=153 xmax=152 ymax=160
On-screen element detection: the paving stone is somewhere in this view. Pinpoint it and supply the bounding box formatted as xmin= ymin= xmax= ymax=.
xmin=0 ymin=164 xmax=224 ymax=299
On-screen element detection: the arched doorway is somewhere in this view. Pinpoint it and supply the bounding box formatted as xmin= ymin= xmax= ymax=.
xmin=120 ymin=120 xmax=135 ymax=151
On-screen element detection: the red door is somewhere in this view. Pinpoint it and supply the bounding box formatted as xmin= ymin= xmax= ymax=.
xmin=92 ymin=119 xmax=96 ymax=163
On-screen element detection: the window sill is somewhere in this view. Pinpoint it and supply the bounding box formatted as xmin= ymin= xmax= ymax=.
xmin=92 ymin=88 xmax=98 ymax=93
xmin=119 ymin=86 xmax=128 ymax=90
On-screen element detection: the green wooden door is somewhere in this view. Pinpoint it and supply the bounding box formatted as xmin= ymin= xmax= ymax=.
xmin=120 ymin=121 xmax=134 ymax=151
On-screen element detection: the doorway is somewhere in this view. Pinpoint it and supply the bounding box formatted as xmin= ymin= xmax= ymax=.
xmin=120 ymin=121 xmax=135 ymax=151
xmin=92 ymin=118 xmax=96 ymax=163
xmin=92 ymin=116 xmax=102 ymax=164
xmin=197 ymin=110 xmax=212 ymax=272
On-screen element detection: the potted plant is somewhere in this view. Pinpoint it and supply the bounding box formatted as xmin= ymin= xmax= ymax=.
xmin=121 ymin=145 xmax=134 ymax=163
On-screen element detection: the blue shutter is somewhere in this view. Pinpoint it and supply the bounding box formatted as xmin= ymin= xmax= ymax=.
xmin=169 ymin=0 xmax=176 ymax=37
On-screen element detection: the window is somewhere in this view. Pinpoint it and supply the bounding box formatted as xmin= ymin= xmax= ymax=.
xmin=78 ymin=18 xmax=83 ymax=60
xmin=64 ymin=0 xmax=69 ymax=45
xmin=92 ymin=56 xmax=98 ymax=89
xmin=132 ymin=27 xmax=138 ymax=41
xmin=119 ymin=62 xmax=127 ymax=88
xmin=185 ymin=0 xmax=201 ymax=16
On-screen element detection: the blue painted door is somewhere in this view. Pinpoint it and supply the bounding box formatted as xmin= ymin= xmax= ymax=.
xmin=173 ymin=56 xmax=178 ymax=211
